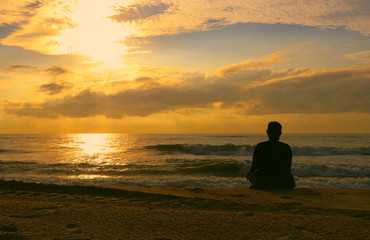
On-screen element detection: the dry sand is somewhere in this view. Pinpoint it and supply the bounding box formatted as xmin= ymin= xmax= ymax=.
xmin=0 ymin=180 xmax=369 ymax=240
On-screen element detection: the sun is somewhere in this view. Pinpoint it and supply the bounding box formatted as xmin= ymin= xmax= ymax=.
xmin=52 ymin=0 xmax=132 ymax=65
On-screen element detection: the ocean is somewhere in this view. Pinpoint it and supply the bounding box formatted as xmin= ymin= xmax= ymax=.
xmin=0 ymin=134 xmax=369 ymax=189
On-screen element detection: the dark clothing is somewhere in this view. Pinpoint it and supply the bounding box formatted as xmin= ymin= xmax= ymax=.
xmin=249 ymin=140 xmax=295 ymax=189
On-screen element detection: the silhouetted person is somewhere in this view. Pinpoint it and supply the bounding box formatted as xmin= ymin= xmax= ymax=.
xmin=247 ymin=122 xmax=295 ymax=189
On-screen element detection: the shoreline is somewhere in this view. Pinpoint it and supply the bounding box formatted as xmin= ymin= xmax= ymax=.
xmin=0 ymin=180 xmax=369 ymax=239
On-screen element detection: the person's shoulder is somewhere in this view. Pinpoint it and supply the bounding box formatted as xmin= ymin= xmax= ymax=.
xmin=278 ymin=141 xmax=292 ymax=149
xmin=278 ymin=141 xmax=290 ymax=146
xmin=256 ymin=141 xmax=269 ymax=146
xmin=255 ymin=141 xmax=269 ymax=149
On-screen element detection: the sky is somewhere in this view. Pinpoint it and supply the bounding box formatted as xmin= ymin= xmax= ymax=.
xmin=0 ymin=0 xmax=369 ymax=134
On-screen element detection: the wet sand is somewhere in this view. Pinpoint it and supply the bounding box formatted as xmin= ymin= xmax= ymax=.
xmin=0 ymin=180 xmax=369 ymax=240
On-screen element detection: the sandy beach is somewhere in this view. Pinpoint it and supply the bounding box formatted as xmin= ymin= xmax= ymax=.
xmin=0 ymin=180 xmax=369 ymax=240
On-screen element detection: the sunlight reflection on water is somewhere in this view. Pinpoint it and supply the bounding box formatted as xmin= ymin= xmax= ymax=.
xmin=63 ymin=134 xmax=142 ymax=168
xmin=74 ymin=134 xmax=117 ymax=155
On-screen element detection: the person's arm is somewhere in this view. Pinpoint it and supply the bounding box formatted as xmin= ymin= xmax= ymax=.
xmin=288 ymin=145 xmax=292 ymax=170
xmin=247 ymin=144 xmax=260 ymax=180
xmin=284 ymin=144 xmax=293 ymax=173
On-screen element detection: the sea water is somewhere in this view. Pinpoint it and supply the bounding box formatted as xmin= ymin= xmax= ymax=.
xmin=0 ymin=134 xmax=369 ymax=188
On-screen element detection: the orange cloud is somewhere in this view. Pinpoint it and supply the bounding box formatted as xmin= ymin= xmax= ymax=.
xmin=342 ymin=50 xmax=370 ymax=64
xmin=111 ymin=0 xmax=370 ymax=37
xmin=1 ymin=0 xmax=76 ymax=54
xmin=4 ymin=65 xmax=370 ymax=119
xmin=1 ymin=0 xmax=369 ymax=59
xmin=215 ymin=52 xmax=290 ymax=76
xmin=0 ymin=0 xmax=38 ymax=24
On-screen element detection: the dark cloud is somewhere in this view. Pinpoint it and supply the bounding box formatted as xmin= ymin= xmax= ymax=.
xmin=24 ymin=0 xmax=43 ymax=10
xmin=45 ymin=66 xmax=70 ymax=76
xmin=7 ymin=64 xmax=38 ymax=71
xmin=4 ymin=67 xmax=370 ymax=118
xmin=0 ymin=23 xmax=20 ymax=39
xmin=111 ymin=3 xmax=171 ymax=22
xmin=203 ymin=18 xmax=228 ymax=30
xmin=7 ymin=65 xmax=71 ymax=75
xmin=23 ymin=0 xmax=43 ymax=16
xmin=243 ymin=69 xmax=370 ymax=114
xmin=39 ymin=82 xmax=71 ymax=95
xmin=223 ymin=6 xmax=239 ymax=12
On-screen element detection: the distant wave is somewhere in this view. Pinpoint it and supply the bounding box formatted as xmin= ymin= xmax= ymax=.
xmin=145 ymin=144 xmax=370 ymax=156
xmin=0 ymin=149 xmax=35 ymax=154
xmin=0 ymin=149 xmax=17 ymax=153
xmin=291 ymin=146 xmax=370 ymax=156
xmin=145 ymin=144 xmax=254 ymax=156
xmin=292 ymin=163 xmax=369 ymax=178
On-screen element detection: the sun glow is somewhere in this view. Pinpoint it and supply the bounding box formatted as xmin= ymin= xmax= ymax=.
xmin=53 ymin=0 xmax=132 ymax=65
xmin=76 ymin=134 xmax=117 ymax=155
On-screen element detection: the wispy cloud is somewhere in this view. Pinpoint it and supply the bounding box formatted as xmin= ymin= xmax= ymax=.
xmin=215 ymin=52 xmax=289 ymax=76
xmin=0 ymin=0 xmax=40 ymax=24
xmin=111 ymin=0 xmax=370 ymax=37
xmin=1 ymin=0 xmax=76 ymax=54
xmin=7 ymin=64 xmax=38 ymax=71
xmin=342 ymin=50 xmax=370 ymax=64
xmin=110 ymin=2 xmax=171 ymax=22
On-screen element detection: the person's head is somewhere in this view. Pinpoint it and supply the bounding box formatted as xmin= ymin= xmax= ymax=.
xmin=267 ymin=121 xmax=282 ymax=141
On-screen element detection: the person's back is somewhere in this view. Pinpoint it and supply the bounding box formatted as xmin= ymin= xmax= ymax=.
xmin=247 ymin=122 xmax=295 ymax=189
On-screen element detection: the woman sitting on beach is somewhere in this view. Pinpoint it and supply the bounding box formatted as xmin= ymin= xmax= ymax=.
xmin=247 ymin=121 xmax=295 ymax=189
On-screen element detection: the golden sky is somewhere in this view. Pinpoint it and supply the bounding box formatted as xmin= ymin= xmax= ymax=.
xmin=0 ymin=0 xmax=369 ymax=133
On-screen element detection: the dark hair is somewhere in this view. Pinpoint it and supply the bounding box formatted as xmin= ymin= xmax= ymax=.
xmin=267 ymin=121 xmax=282 ymax=140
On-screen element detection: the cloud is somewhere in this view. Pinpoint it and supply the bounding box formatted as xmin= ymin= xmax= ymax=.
xmin=202 ymin=18 xmax=228 ymax=30
xmin=0 ymin=0 xmax=76 ymax=54
xmin=342 ymin=50 xmax=370 ymax=63
xmin=24 ymin=0 xmax=42 ymax=11
xmin=110 ymin=0 xmax=370 ymax=37
xmin=7 ymin=64 xmax=38 ymax=71
xmin=0 ymin=0 xmax=40 ymax=24
xmin=0 ymin=23 xmax=20 ymax=39
xmin=5 ymin=64 xmax=72 ymax=76
xmin=215 ymin=52 xmax=290 ymax=76
xmin=4 ymin=65 xmax=370 ymax=118
xmin=39 ymin=82 xmax=71 ymax=95
xmin=1 ymin=0 xmax=369 ymax=56
xmin=244 ymin=67 xmax=370 ymax=114
xmin=5 ymin=64 xmax=74 ymax=77
xmin=110 ymin=2 xmax=171 ymax=22
xmin=45 ymin=65 xmax=70 ymax=76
